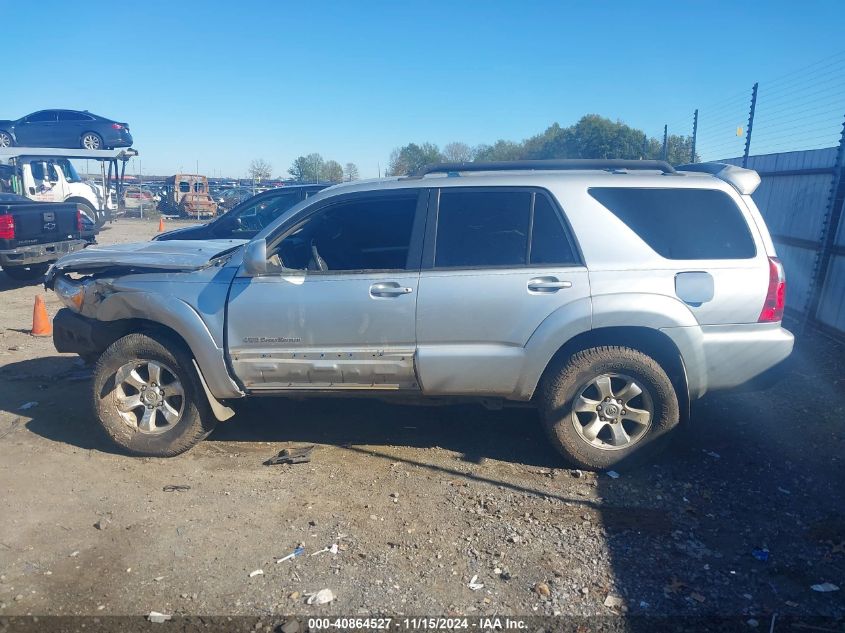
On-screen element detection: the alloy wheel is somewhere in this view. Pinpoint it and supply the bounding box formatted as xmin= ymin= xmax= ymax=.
xmin=112 ymin=360 xmax=185 ymax=434
xmin=82 ymin=134 xmax=101 ymax=150
xmin=570 ymin=372 xmax=653 ymax=450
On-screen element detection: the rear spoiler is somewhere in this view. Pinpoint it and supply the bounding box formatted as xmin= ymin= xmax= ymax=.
xmin=675 ymin=162 xmax=761 ymax=195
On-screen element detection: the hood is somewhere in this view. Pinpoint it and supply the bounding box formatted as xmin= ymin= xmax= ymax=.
xmin=45 ymin=238 xmax=247 ymax=285
xmin=0 ymin=120 xmax=13 ymax=127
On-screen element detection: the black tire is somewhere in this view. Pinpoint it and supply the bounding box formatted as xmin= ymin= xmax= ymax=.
xmin=540 ymin=346 xmax=680 ymax=470
xmin=0 ymin=130 xmax=13 ymax=147
xmin=92 ymin=332 xmax=217 ymax=457
xmin=73 ymin=200 xmax=105 ymax=229
xmin=80 ymin=132 xmax=103 ymax=150
xmin=3 ymin=263 xmax=49 ymax=281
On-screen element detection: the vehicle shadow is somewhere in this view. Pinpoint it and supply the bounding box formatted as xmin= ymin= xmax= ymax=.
xmin=0 ymin=269 xmax=44 ymax=289
xmin=2 ymin=354 xmax=562 ymax=468
xmin=593 ymin=330 xmax=845 ymax=619
xmin=0 ymin=354 xmax=123 ymax=453
xmin=212 ymin=396 xmax=562 ymax=468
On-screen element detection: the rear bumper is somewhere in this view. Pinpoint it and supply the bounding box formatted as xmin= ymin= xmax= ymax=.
xmin=105 ymin=131 xmax=133 ymax=148
xmin=699 ymin=323 xmax=794 ymax=393
xmin=0 ymin=239 xmax=86 ymax=267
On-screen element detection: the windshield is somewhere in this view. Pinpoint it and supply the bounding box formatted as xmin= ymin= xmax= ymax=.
xmin=56 ymin=159 xmax=83 ymax=183
xmin=215 ymin=191 xmax=302 ymax=237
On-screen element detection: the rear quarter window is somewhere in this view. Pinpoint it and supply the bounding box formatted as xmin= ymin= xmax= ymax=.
xmin=588 ymin=187 xmax=756 ymax=260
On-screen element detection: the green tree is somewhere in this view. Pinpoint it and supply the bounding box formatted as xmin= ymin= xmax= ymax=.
xmin=472 ymin=139 xmax=524 ymax=162
xmin=385 ymin=115 xmax=698 ymax=171
xmin=289 ymin=153 xmax=324 ymax=182
xmin=321 ymin=160 xmax=344 ymax=183
xmin=387 ymin=142 xmax=442 ymax=176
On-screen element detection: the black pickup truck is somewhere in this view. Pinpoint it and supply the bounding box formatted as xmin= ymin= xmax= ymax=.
xmin=0 ymin=193 xmax=90 ymax=281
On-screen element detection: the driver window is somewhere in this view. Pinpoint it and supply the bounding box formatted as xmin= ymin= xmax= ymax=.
xmin=31 ymin=162 xmax=46 ymax=181
xmin=271 ymin=194 xmax=418 ymax=273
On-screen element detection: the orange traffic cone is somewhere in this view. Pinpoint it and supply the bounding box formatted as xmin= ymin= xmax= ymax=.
xmin=31 ymin=295 xmax=52 ymax=337
xmin=158 ymin=216 xmax=165 ymax=232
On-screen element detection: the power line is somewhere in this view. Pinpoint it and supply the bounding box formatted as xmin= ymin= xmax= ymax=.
xmin=752 ymin=101 xmax=844 ymax=126
xmin=760 ymin=50 xmax=845 ymax=88
xmin=758 ymin=80 xmax=845 ymax=108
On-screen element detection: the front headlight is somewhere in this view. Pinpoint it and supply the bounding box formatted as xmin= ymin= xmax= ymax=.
xmin=55 ymin=276 xmax=85 ymax=312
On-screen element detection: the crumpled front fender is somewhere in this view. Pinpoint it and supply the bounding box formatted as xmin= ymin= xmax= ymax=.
xmin=92 ymin=290 xmax=243 ymax=399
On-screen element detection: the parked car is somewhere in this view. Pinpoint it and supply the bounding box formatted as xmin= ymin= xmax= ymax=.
xmin=0 ymin=110 xmax=133 ymax=150
xmin=218 ymin=187 xmax=254 ymax=211
xmin=46 ymin=160 xmax=793 ymax=467
xmin=122 ymin=186 xmax=155 ymax=212
xmin=154 ymin=184 xmax=327 ymax=241
xmin=1 ymin=197 xmax=88 ymax=281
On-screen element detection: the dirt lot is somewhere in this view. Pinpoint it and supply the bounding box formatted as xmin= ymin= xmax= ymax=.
xmin=0 ymin=219 xmax=843 ymax=624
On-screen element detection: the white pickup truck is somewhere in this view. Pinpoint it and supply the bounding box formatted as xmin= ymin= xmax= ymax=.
xmin=0 ymin=148 xmax=136 ymax=227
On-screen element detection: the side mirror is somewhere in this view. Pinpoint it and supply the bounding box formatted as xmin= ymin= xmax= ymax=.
xmin=243 ymin=238 xmax=267 ymax=276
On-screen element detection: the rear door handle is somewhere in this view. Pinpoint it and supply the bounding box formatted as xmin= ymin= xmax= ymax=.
xmin=528 ymin=277 xmax=572 ymax=293
xmin=370 ymin=281 xmax=413 ymax=297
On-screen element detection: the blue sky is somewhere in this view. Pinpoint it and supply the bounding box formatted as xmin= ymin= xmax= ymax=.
xmin=3 ymin=0 xmax=843 ymax=177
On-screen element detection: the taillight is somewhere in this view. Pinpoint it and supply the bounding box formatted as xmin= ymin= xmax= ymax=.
xmin=0 ymin=214 xmax=14 ymax=239
xmin=76 ymin=209 xmax=84 ymax=232
xmin=758 ymin=256 xmax=786 ymax=322
xmin=111 ymin=123 xmax=124 ymax=129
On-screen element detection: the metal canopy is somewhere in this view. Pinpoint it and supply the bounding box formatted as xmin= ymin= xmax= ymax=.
xmin=0 ymin=147 xmax=137 ymax=161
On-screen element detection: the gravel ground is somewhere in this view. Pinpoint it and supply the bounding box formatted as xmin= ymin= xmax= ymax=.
xmin=0 ymin=219 xmax=842 ymax=625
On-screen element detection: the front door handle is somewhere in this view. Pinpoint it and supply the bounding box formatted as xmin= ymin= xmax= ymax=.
xmin=370 ymin=282 xmax=413 ymax=297
xmin=528 ymin=277 xmax=572 ymax=293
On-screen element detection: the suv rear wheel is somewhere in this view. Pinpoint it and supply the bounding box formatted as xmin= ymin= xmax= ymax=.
xmin=540 ymin=346 xmax=679 ymax=470
xmin=92 ymin=332 xmax=216 ymax=456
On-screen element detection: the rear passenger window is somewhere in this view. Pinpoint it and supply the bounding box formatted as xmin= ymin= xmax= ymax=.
xmin=530 ymin=194 xmax=578 ymax=265
xmin=435 ymin=191 xmax=530 ymax=267
xmin=589 ymin=187 xmax=756 ymax=259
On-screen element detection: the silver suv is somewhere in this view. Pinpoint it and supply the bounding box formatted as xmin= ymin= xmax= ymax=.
xmin=46 ymin=160 xmax=793 ymax=469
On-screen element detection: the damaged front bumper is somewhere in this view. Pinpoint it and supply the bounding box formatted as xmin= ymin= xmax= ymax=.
xmin=52 ymin=308 xmax=128 ymax=356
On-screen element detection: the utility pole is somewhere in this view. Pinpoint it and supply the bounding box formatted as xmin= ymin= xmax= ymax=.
xmin=743 ymin=82 xmax=758 ymax=168
xmin=691 ymin=109 xmax=698 ymax=163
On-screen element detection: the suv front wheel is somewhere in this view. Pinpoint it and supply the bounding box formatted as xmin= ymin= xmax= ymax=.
xmin=92 ymin=333 xmax=217 ymax=456
xmin=540 ymin=346 xmax=680 ymax=470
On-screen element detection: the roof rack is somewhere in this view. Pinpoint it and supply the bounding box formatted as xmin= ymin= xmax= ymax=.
xmin=408 ymin=159 xmax=677 ymax=178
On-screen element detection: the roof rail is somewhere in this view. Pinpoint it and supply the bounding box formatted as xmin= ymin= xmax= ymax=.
xmin=675 ymin=162 xmax=761 ymax=195
xmin=408 ymin=159 xmax=677 ymax=178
